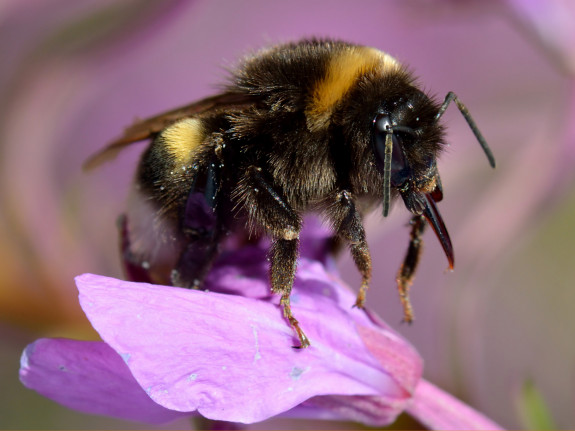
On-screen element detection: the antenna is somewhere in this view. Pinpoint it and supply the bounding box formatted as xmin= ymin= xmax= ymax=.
xmin=436 ymin=92 xmax=496 ymax=168
xmin=382 ymin=132 xmax=393 ymax=217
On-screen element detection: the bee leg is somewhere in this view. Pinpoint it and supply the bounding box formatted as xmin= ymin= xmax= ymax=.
xmin=172 ymin=160 xmax=222 ymax=289
xmin=242 ymin=166 xmax=309 ymax=348
xmin=172 ymin=229 xmax=222 ymax=289
xmin=396 ymin=215 xmax=426 ymax=323
xmin=271 ymin=238 xmax=310 ymax=349
xmin=328 ymin=190 xmax=372 ymax=308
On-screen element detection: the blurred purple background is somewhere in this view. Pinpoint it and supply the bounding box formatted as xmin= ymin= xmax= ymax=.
xmin=1 ymin=0 xmax=574 ymax=429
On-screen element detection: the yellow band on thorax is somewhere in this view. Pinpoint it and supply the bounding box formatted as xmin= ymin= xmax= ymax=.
xmin=306 ymin=47 xmax=400 ymax=131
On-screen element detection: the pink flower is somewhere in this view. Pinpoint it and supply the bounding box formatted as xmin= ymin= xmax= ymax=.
xmin=20 ymin=223 xmax=502 ymax=429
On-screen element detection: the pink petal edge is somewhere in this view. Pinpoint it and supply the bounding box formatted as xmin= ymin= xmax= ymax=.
xmin=19 ymin=338 xmax=188 ymax=424
xmin=407 ymin=379 xmax=505 ymax=431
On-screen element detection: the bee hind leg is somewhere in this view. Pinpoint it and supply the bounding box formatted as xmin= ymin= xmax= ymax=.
xmin=172 ymin=159 xmax=224 ymax=289
xmin=172 ymin=228 xmax=223 ymax=289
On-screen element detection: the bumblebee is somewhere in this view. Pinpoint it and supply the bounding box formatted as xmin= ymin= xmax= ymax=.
xmin=87 ymin=39 xmax=495 ymax=348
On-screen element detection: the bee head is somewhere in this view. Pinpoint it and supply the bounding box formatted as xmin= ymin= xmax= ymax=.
xmin=369 ymin=87 xmax=453 ymax=267
xmin=371 ymin=99 xmax=453 ymax=268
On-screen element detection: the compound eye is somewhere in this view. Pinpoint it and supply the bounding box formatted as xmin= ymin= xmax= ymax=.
xmin=373 ymin=114 xmax=409 ymax=186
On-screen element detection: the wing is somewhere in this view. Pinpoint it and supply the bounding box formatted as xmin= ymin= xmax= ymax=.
xmin=83 ymin=92 xmax=254 ymax=171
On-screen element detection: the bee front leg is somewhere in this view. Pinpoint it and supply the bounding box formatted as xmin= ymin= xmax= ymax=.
xmin=327 ymin=190 xmax=372 ymax=308
xmin=396 ymin=215 xmax=426 ymax=323
xmin=240 ymin=166 xmax=309 ymax=348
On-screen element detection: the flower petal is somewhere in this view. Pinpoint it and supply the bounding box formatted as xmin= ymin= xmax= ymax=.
xmin=76 ymin=259 xmax=422 ymax=424
xmin=19 ymin=338 xmax=188 ymax=424
xmin=294 ymin=394 xmax=410 ymax=427
xmin=406 ymin=379 xmax=505 ymax=430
